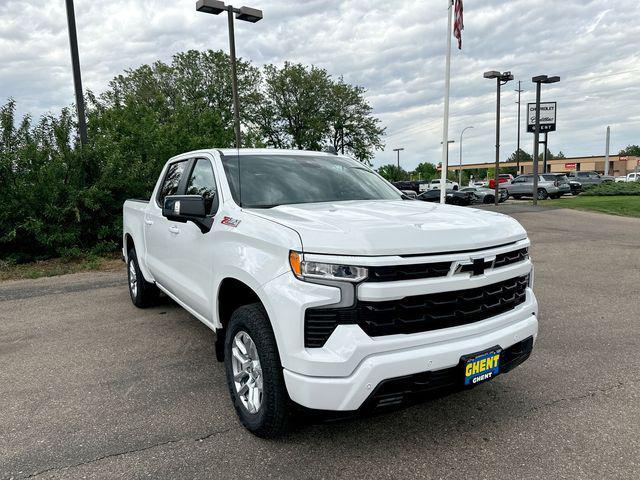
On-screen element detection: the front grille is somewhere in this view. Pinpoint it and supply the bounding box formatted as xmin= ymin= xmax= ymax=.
xmin=493 ymin=248 xmax=528 ymax=268
xmin=361 ymin=336 xmax=534 ymax=410
xmin=304 ymin=275 xmax=529 ymax=347
xmin=367 ymin=262 xmax=451 ymax=282
xmin=366 ymin=247 xmax=527 ymax=283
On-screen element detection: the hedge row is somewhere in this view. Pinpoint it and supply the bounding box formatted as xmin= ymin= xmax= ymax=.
xmin=581 ymin=181 xmax=640 ymax=196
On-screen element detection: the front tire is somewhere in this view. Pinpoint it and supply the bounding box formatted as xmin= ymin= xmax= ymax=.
xmin=224 ymin=303 xmax=289 ymax=438
xmin=127 ymin=249 xmax=159 ymax=308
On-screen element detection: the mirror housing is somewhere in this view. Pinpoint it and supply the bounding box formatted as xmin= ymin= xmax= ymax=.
xmin=163 ymin=195 xmax=213 ymax=233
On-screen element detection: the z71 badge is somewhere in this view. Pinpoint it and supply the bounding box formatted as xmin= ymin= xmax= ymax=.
xmin=221 ymin=216 xmax=241 ymax=227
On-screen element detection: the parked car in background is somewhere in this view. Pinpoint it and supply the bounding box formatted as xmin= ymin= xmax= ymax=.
xmin=568 ymin=179 xmax=582 ymax=195
xmin=541 ymin=174 xmax=571 ymax=196
xmin=392 ymin=181 xmax=420 ymax=194
xmin=504 ymin=174 xmax=561 ymax=200
xmin=400 ymin=189 xmax=418 ymax=199
xmin=566 ymin=171 xmax=615 ymax=186
xmin=460 ymin=186 xmax=509 ymax=204
xmin=428 ymin=178 xmax=459 ymax=191
xmin=624 ymin=172 xmax=639 ymax=182
xmin=417 ymin=188 xmax=475 ymax=206
xmin=615 ymin=175 xmax=628 ymax=183
xmin=488 ymin=174 xmax=514 ymax=189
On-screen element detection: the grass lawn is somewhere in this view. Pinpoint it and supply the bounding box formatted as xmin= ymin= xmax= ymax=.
xmin=0 ymin=253 xmax=123 ymax=282
xmin=546 ymin=195 xmax=640 ymax=218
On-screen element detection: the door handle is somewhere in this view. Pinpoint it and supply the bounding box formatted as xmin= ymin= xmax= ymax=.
xmin=144 ymin=218 xmax=154 ymax=226
xmin=168 ymin=226 xmax=180 ymax=234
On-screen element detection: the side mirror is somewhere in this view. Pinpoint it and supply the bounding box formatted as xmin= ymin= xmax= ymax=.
xmin=163 ymin=195 xmax=213 ymax=233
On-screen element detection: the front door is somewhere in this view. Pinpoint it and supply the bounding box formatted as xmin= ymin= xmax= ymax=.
xmin=145 ymin=159 xmax=190 ymax=288
xmin=164 ymin=157 xmax=221 ymax=321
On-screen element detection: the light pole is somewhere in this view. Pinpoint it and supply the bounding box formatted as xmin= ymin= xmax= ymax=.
xmin=484 ymin=71 xmax=514 ymax=205
xmin=459 ymin=126 xmax=473 ymax=186
xmin=196 ymin=0 xmax=263 ymax=148
xmin=515 ymin=81 xmax=524 ymax=174
xmin=531 ymin=75 xmax=560 ymax=205
xmin=64 ymin=0 xmax=88 ymax=146
xmin=393 ymin=147 xmax=404 ymax=170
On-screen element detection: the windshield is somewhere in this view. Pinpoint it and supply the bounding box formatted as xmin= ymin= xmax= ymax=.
xmin=221 ymin=154 xmax=401 ymax=208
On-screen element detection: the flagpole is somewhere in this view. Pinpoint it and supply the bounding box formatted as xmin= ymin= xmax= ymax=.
xmin=439 ymin=0 xmax=454 ymax=204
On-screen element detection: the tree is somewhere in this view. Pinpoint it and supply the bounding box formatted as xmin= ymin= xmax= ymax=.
xmin=413 ymin=162 xmax=437 ymax=181
xmin=254 ymin=63 xmax=384 ymax=162
xmin=377 ymin=164 xmax=408 ymax=182
xmin=619 ymin=145 xmax=640 ymax=156
xmin=327 ymin=77 xmax=385 ymax=163
xmin=506 ymin=148 xmax=533 ymax=164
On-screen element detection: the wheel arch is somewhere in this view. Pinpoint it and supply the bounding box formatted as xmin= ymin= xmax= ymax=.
xmin=214 ymin=275 xmax=280 ymax=362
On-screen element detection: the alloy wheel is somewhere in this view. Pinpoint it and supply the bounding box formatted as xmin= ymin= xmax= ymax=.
xmin=231 ymin=331 xmax=263 ymax=414
xmin=128 ymin=259 xmax=137 ymax=298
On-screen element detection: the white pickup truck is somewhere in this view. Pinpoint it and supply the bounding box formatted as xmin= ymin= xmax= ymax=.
xmin=123 ymin=149 xmax=538 ymax=437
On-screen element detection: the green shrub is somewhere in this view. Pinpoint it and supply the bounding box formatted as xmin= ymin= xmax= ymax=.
xmin=581 ymin=182 xmax=640 ymax=196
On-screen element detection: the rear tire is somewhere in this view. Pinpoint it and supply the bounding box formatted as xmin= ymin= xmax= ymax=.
xmin=537 ymin=189 xmax=549 ymax=200
xmin=483 ymin=195 xmax=494 ymax=204
xmin=127 ymin=249 xmax=159 ymax=308
xmin=224 ymin=303 xmax=289 ymax=438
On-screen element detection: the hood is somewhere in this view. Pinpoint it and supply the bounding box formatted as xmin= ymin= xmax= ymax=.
xmin=248 ymin=200 xmax=527 ymax=256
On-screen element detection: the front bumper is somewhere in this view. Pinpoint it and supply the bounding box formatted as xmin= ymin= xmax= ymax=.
xmin=282 ymin=290 xmax=537 ymax=411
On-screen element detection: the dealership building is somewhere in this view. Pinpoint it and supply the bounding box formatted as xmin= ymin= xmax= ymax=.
xmin=449 ymin=154 xmax=640 ymax=177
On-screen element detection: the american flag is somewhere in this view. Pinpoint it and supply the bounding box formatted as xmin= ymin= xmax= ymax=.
xmin=453 ymin=0 xmax=464 ymax=50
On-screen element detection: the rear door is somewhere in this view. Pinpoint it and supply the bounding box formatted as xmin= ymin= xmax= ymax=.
xmin=510 ymin=175 xmax=529 ymax=194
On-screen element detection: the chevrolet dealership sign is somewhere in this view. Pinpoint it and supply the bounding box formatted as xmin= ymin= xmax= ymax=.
xmin=527 ymin=102 xmax=556 ymax=133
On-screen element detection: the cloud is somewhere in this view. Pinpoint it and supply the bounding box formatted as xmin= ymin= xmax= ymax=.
xmin=1 ymin=0 xmax=639 ymax=170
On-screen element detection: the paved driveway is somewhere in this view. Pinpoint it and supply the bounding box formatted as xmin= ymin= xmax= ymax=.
xmin=1 ymin=208 xmax=639 ymax=479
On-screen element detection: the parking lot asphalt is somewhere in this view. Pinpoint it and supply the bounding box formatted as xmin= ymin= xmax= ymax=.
xmin=2 ymin=208 xmax=639 ymax=480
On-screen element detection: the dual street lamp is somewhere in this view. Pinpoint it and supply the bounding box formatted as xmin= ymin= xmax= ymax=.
xmin=196 ymin=0 xmax=263 ymax=148
xmin=484 ymin=71 xmax=514 ymax=205
xmin=531 ymin=74 xmax=560 ymax=205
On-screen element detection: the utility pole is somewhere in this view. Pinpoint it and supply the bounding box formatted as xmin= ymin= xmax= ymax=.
xmin=604 ymin=126 xmax=610 ymax=176
xmin=64 ymin=0 xmax=88 ymax=146
xmin=393 ymin=148 xmax=404 ymax=170
xmin=515 ymin=81 xmax=523 ymax=174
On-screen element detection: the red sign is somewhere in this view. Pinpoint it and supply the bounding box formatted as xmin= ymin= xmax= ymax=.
xmin=620 ymin=156 xmax=628 ymax=161
xmin=564 ymin=163 xmax=577 ymax=169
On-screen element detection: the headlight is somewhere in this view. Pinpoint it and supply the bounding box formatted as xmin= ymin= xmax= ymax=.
xmin=289 ymin=251 xmax=368 ymax=283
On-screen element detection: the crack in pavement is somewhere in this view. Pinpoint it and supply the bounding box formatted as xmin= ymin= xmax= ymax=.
xmin=524 ymin=379 xmax=631 ymax=415
xmin=10 ymin=424 xmax=239 ymax=480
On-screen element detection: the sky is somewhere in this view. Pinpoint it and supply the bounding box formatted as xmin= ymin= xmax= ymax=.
xmin=1 ymin=0 xmax=639 ymax=171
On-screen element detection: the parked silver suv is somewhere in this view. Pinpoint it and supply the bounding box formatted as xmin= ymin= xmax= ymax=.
xmin=566 ymin=171 xmax=615 ymax=186
xmin=505 ymin=174 xmax=561 ymax=200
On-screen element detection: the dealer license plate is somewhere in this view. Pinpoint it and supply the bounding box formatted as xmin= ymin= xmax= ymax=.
xmin=463 ymin=349 xmax=501 ymax=386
